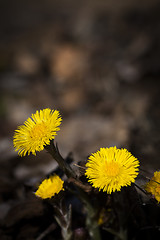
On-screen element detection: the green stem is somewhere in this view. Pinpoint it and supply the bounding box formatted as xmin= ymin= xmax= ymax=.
xmin=45 ymin=140 xmax=76 ymax=179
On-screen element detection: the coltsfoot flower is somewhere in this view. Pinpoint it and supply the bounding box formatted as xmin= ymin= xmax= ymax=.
xmin=35 ymin=175 xmax=64 ymax=199
xmin=145 ymin=171 xmax=160 ymax=203
xmin=85 ymin=146 xmax=139 ymax=194
xmin=13 ymin=108 xmax=62 ymax=156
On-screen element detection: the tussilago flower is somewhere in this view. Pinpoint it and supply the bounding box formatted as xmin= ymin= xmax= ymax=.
xmin=85 ymin=146 xmax=139 ymax=194
xmin=13 ymin=108 xmax=62 ymax=156
xmin=35 ymin=175 xmax=64 ymax=199
xmin=145 ymin=171 xmax=160 ymax=203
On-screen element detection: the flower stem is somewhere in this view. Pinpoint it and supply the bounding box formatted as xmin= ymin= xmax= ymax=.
xmin=45 ymin=140 xmax=76 ymax=179
xmin=45 ymin=141 xmax=101 ymax=239
xmin=53 ymin=199 xmax=73 ymax=240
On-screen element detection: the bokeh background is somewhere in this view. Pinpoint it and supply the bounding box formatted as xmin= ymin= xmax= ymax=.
xmin=0 ymin=0 xmax=160 ymax=235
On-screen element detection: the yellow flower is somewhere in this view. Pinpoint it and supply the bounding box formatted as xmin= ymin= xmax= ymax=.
xmin=13 ymin=108 xmax=62 ymax=156
xmin=145 ymin=171 xmax=160 ymax=203
xmin=35 ymin=175 xmax=64 ymax=199
xmin=85 ymin=146 xmax=139 ymax=194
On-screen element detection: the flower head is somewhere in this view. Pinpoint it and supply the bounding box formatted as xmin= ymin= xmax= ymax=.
xmin=35 ymin=175 xmax=64 ymax=199
xmin=85 ymin=146 xmax=139 ymax=194
xmin=145 ymin=171 xmax=160 ymax=203
xmin=13 ymin=108 xmax=62 ymax=156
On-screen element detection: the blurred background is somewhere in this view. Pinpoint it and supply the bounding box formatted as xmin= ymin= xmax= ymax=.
xmin=0 ymin=0 xmax=160 ymax=215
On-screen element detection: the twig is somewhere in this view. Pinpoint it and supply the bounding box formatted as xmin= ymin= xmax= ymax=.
xmin=74 ymin=164 xmax=86 ymax=170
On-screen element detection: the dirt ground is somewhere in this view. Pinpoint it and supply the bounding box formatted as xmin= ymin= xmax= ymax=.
xmin=0 ymin=0 xmax=160 ymax=239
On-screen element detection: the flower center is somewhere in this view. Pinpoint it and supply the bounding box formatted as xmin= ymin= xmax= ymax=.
xmin=30 ymin=123 xmax=47 ymax=139
xmin=104 ymin=161 xmax=120 ymax=177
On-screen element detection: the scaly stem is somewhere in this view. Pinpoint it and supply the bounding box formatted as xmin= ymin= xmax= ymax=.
xmin=46 ymin=140 xmax=101 ymax=239
xmin=53 ymin=199 xmax=73 ymax=240
xmin=45 ymin=140 xmax=76 ymax=179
